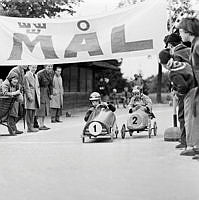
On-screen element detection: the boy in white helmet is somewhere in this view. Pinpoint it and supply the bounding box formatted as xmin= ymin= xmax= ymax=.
xmin=84 ymin=92 xmax=116 ymax=122
xmin=128 ymin=86 xmax=153 ymax=117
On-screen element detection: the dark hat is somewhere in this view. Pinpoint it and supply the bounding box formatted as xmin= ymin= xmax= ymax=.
xmin=166 ymin=33 xmax=182 ymax=46
xmin=159 ymin=49 xmax=172 ymax=65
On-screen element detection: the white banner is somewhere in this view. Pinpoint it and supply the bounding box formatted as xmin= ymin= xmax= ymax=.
xmin=0 ymin=0 xmax=167 ymax=66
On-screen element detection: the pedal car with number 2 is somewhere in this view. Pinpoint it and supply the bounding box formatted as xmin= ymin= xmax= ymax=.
xmin=121 ymin=106 xmax=157 ymax=139
xmin=82 ymin=106 xmax=119 ymax=143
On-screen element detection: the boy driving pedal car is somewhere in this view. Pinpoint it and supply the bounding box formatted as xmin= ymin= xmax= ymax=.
xmin=84 ymin=92 xmax=116 ymax=122
xmin=128 ymin=87 xmax=155 ymax=118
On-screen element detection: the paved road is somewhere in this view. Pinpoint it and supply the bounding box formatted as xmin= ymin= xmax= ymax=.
xmin=0 ymin=104 xmax=198 ymax=200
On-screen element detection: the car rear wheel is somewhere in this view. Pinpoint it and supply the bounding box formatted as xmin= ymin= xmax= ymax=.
xmin=148 ymin=123 xmax=152 ymax=138
xmin=121 ymin=124 xmax=126 ymax=139
xmin=129 ymin=130 xmax=133 ymax=136
xmin=115 ymin=125 xmax=119 ymax=138
xmin=153 ymin=121 xmax=157 ymax=136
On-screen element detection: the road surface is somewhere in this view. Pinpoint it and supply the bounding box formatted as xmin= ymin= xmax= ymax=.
xmin=0 ymin=104 xmax=198 ymax=200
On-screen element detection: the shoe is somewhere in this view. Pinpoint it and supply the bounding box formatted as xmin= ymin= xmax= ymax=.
xmin=39 ymin=126 xmax=50 ymax=130
xmin=8 ymin=127 xmax=16 ymax=136
xmin=27 ymin=128 xmax=39 ymax=133
xmin=193 ymin=148 xmax=199 ymax=154
xmin=175 ymin=143 xmax=186 ymax=149
xmin=66 ymin=112 xmax=71 ymax=117
xmin=15 ymin=130 xmax=23 ymax=134
xmin=192 ymin=155 xmax=199 ymax=159
xmin=180 ymin=149 xmax=196 ymax=156
xmin=56 ymin=120 xmax=63 ymax=123
xmin=33 ymin=122 xmax=39 ymax=128
xmin=51 ymin=120 xmax=56 ymax=123
xmin=43 ymin=125 xmax=50 ymax=130
xmin=10 ymin=131 xmax=16 ymax=136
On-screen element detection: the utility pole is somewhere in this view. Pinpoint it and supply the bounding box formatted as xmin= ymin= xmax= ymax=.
xmin=156 ymin=63 xmax=162 ymax=103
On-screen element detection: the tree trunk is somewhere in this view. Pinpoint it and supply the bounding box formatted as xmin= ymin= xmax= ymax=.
xmin=156 ymin=63 xmax=162 ymax=103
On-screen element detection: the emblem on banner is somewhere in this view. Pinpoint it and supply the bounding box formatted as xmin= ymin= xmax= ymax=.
xmin=18 ymin=22 xmax=46 ymax=34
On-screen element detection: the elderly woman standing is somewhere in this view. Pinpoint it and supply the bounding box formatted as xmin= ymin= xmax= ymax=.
xmin=1 ymin=73 xmax=23 ymax=135
xmin=36 ymin=64 xmax=53 ymax=130
xmin=178 ymin=17 xmax=199 ymax=158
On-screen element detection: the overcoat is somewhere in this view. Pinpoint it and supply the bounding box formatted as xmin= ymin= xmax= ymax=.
xmin=50 ymin=75 xmax=63 ymax=109
xmin=24 ymin=71 xmax=40 ymax=110
xmin=188 ymin=36 xmax=199 ymax=147
xmin=36 ymin=69 xmax=53 ymax=116
xmin=187 ymin=37 xmax=199 ymax=147
xmin=1 ymin=79 xmax=23 ymax=117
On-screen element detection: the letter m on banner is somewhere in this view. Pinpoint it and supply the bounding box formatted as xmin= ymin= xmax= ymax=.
xmin=8 ymin=33 xmax=58 ymax=60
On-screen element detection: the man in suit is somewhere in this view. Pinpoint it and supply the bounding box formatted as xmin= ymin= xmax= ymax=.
xmin=24 ymin=65 xmax=40 ymax=132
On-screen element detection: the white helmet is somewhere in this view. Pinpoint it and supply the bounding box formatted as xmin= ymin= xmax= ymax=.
xmin=132 ymin=88 xmax=140 ymax=95
xmin=89 ymin=92 xmax=101 ymax=101
xmin=113 ymin=88 xmax=117 ymax=93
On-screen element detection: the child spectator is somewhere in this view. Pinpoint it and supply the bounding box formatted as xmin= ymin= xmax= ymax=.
xmin=159 ymin=48 xmax=195 ymax=155
xmin=166 ymin=32 xmax=191 ymax=149
xmin=128 ymin=86 xmax=153 ymax=117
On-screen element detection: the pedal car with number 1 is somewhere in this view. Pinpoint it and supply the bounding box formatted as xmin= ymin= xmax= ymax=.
xmin=82 ymin=105 xmax=119 ymax=143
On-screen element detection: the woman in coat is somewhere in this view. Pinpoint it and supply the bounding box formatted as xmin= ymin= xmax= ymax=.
xmin=178 ymin=17 xmax=199 ymax=158
xmin=1 ymin=73 xmax=23 ymax=135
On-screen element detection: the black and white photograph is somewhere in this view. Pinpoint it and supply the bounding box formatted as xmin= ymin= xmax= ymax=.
xmin=0 ymin=0 xmax=199 ymax=199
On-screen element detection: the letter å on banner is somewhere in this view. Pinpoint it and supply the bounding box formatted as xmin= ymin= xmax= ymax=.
xmin=0 ymin=0 xmax=167 ymax=66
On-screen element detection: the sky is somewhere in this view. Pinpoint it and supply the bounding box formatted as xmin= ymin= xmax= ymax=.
xmin=67 ymin=0 xmax=165 ymax=79
xmin=61 ymin=0 xmax=199 ymax=79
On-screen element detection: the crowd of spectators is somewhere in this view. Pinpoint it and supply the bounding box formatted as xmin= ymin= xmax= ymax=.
xmin=0 ymin=64 xmax=64 ymax=136
xmin=159 ymin=16 xmax=199 ymax=159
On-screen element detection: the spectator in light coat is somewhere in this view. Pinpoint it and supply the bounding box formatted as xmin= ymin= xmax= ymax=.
xmin=24 ymin=65 xmax=40 ymax=133
xmin=50 ymin=66 xmax=64 ymax=123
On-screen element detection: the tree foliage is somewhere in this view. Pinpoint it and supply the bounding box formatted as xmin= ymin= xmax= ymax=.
xmin=144 ymin=72 xmax=170 ymax=93
xmin=118 ymin=0 xmax=146 ymax=8
xmin=0 ymin=0 xmax=83 ymax=18
xmin=167 ymin=0 xmax=195 ymax=32
xmin=95 ymin=67 xmax=128 ymax=93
